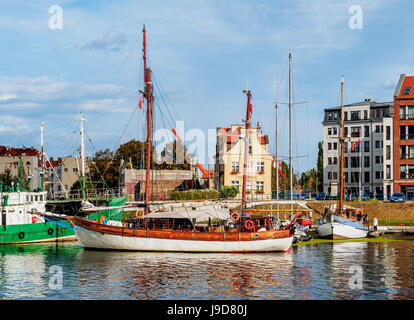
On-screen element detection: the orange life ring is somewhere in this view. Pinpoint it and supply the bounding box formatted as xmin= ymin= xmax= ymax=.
xmin=245 ymin=219 xmax=254 ymax=230
xmin=230 ymin=212 xmax=240 ymax=222
xmin=135 ymin=210 xmax=145 ymax=219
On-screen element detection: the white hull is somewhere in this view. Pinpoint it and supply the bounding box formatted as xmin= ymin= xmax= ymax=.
xmin=317 ymin=222 xmax=368 ymax=239
xmin=75 ymin=227 xmax=294 ymax=253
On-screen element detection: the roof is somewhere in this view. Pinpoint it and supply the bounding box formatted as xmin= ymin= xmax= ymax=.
xmin=0 ymin=146 xmax=39 ymax=157
xmin=218 ymin=126 xmax=268 ymax=146
xmin=395 ymin=75 xmax=414 ymax=99
xmin=324 ymin=100 xmax=392 ymax=111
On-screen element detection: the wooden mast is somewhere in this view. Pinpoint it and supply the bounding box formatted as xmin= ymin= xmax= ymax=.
xmin=339 ymin=76 xmax=344 ymax=215
xmin=143 ymin=25 xmax=152 ymax=213
xmin=241 ymin=89 xmax=252 ymax=211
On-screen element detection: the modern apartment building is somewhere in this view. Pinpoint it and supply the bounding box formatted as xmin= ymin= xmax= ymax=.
xmin=214 ymin=123 xmax=272 ymax=199
xmin=393 ymin=74 xmax=414 ymax=198
xmin=322 ymin=99 xmax=394 ymax=197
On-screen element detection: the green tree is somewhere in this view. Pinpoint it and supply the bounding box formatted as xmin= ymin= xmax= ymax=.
xmin=317 ymin=141 xmax=323 ymax=192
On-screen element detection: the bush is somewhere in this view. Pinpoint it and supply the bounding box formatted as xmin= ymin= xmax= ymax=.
xmin=219 ymin=186 xmax=239 ymax=198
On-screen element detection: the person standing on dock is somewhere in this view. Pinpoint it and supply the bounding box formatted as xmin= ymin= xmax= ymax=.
xmin=373 ymin=216 xmax=378 ymax=231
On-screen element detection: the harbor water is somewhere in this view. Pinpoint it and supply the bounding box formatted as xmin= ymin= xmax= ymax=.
xmin=0 ymin=238 xmax=413 ymax=300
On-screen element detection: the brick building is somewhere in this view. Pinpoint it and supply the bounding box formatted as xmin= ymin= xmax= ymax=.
xmin=393 ymin=74 xmax=414 ymax=198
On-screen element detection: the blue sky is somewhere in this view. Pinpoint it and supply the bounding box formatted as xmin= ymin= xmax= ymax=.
xmin=0 ymin=0 xmax=413 ymax=174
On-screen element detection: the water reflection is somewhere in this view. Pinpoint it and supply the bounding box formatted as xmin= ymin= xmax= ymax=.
xmin=74 ymin=250 xmax=295 ymax=299
xmin=0 ymin=241 xmax=413 ymax=299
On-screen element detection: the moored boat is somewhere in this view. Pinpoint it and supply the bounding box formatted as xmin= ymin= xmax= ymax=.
xmin=72 ymin=25 xmax=298 ymax=253
xmin=316 ymin=77 xmax=368 ymax=240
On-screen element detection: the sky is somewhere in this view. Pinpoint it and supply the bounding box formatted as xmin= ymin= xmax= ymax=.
xmin=0 ymin=0 xmax=413 ymax=174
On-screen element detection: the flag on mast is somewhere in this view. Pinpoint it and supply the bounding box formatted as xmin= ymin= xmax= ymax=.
xmin=278 ymin=161 xmax=284 ymax=177
xmin=351 ymin=138 xmax=361 ymax=151
xmin=139 ymin=96 xmax=143 ymax=109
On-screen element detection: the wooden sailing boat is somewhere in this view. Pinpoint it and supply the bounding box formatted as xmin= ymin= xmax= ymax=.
xmin=316 ymin=77 xmax=369 ymax=239
xmin=71 ymin=25 xmax=300 ymax=253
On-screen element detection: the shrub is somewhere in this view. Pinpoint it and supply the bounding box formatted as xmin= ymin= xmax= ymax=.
xmin=169 ymin=189 xmax=220 ymax=200
xmin=219 ymin=186 xmax=239 ymax=198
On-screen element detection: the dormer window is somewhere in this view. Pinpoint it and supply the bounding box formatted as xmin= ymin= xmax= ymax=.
xmin=402 ymin=87 xmax=411 ymax=95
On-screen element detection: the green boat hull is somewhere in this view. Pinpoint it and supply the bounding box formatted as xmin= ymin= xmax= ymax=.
xmin=0 ymin=195 xmax=127 ymax=245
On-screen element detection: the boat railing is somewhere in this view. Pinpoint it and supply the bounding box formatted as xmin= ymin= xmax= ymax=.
xmin=48 ymin=187 xmax=125 ymax=200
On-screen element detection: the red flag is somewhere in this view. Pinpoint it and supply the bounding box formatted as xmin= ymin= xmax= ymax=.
xmin=139 ymin=96 xmax=143 ymax=109
xmin=278 ymin=161 xmax=284 ymax=177
xmin=172 ymin=128 xmax=181 ymax=142
xmin=351 ymin=138 xmax=361 ymax=151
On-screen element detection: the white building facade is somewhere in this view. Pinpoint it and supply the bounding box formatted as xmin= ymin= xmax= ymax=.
xmin=322 ymin=99 xmax=394 ymax=198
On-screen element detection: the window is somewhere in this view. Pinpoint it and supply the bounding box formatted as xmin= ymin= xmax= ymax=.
xmin=351 ymin=172 xmax=360 ymax=183
xmin=401 ymin=125 xmax=406 ymax=139
xmin=328 ymin=128 xmax=332 ymax=135
xmin=328 ymin=113 xmax=333 ymax=120
xmin=344 ymin=112 xmax=348 ymax=121
xmin=364 ymin=110 xmax=368 ymax=120
xmin=401 ymin=165 xmax=407 ymax=178
xmin=328 ymin=172 xmax=332 ymax=180
xmin=344 ymin=157 xmax=348 ymax=168
xmin=386 ymin=165 xmax=391 ymax=179
xmin=334 ymin=112 xmax=338 ymax=120
xmin=256 ymin=181 xmax=264 ymax=191
xmin=231 ymin=161 xmax=239 ymax=172
xmin=333 ymin=142 xmax=338 ymax=150
xmin=364 ymin=156 xmax=370 ymax=168
xmin=328 ymin=143 xmax=332 ymax=150
xmin=386 ymin=145 xmax=391 ymax=160
xmin=375 ymin=171 xmax=381 ymax=180
xmin=351 ymin=157 xmax=360 ymax=168
xmin=246 ymin=181 xmax=252 ymax=191
xmin=328 ymin=157 xmax=332 ymax=165
xmin=351 ymin=111 xmax=360 ymax=121
xmin=344 ymin=127 xmax=348 ymax=137
xmin=247 ymin=162 xmax=252 ymax=173
xmin=344 ymin=172 xmax=348 ymax=183
xmin=409 ymin=106 xmax=414 ymax=120
xmin=364 ymin=126 xmax=369 ymax=137
xmin=402 ymin=87 xmax=411 ymax=95
xmin=249 ymin=146 xmax=252 ymax=154
xmin=351 ymin=127 xmax=361 ymax=137
xmin=409 ymin=165 xmax=414 ymax=178
xmin=333 ymin=172 xmax=338 ymax=180
xmin=231 ymin=181 xmax=240 ymax=190
xmin=375 ymin=141 xmax=381 ymax=149
xmin=400 ymin=106 xmax=407 ymax=120
xmin=386 ymin=126 xmax=391 ymax=140
xmin=364 ymin=141 xmax=369 ymax=152
xmin=256 ymin=162 xmax=264 ymax=172
xmin=64 ymin=168 xmax=68 ymax=172
xmin=344 ymin=142 xmax=348 ymax=153
xmin=351 ymin=142 xmax=360 ymax=153
xmin=375 ymin=156 xmax=380 ymax=164
xmin=376 ymin=109 xmax=381 ymax=118
xmin=72 ymin=168 xmax=78 ymax=172
xmin=333 ymin=157 xmax=338 ymax=165
xmin=333 ymin=127 xmax=337 ymax=135
xmin=401 ymin=146 xmax=407 ymax=159
xmin=375 ymin=125 xmax=380 ymax=133
xmin=365 ymin=172 xmax=370 ymax=183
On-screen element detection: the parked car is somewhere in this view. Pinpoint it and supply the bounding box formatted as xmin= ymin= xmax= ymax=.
xmin=389 ymin=192 xmax=406 ymax=203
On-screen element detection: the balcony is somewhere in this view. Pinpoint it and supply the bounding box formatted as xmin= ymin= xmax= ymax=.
xmin=230 ymin=170 xmax=239 ymax=175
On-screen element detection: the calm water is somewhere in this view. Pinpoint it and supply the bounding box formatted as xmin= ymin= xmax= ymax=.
xmin=0 ymin=239 xmax=413 ymax=300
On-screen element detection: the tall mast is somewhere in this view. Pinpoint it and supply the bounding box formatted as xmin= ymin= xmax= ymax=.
xmin=143 ymin=25 xmax=153 ymax=212
xmin=339 ymin=76 xmax=344 ymax=215
xmin=40 ymin=122 xmax=45 ymax=191
xmin=275 ymin=102 xmax=279 ymax=200
xmin=80 ymin=113 xmax=86 ymax=200
xmin=289 ymin=50 xmax=293 ymax=200
xmin=241 ymin=89 xmax=252 ymax=211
